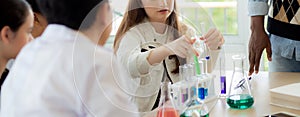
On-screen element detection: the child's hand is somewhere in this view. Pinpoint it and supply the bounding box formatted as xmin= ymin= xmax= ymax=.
xmin=200 ymin=28 xmax=224 ymax=50
xmin=164 ymin=36 xmax=199 ymax=58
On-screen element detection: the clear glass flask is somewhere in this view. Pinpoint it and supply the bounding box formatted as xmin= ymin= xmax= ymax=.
xmin=227 ymin=55 xmax=254 ymax=109
xmin=180 ymin=77 xmax=209 ymax=117
xmin=157 ymin=82 xmax=179 ymax=117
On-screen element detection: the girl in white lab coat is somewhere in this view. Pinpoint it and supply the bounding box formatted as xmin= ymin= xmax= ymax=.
xmin=114 ymin=0 xmax=224 ymax=112
xmin=0 ymin=0 xmax=34 ymax=90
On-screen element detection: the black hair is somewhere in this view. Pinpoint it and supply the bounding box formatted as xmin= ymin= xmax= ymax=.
xmin=26 ymin=0 xmax=41 ymax=14
xmin=37 ymin=0 xmax=108 ymax=30
xmin=0 ymin=0 xmax=31 ymax=32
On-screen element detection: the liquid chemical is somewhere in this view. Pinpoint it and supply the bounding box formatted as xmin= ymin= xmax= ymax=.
xmin=157 ymin=108 xmax=179 ymax=117
xmin=227 ymin=94 xmax=254 ymax=109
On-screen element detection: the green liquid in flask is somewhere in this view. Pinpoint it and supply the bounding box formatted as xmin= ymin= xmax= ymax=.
xmin=227 ymin=94 xmax=254 ymax=109
xmin=180 ymin=111 xmax=209 ymax=117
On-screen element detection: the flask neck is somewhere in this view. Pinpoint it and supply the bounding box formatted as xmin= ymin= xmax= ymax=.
xmin=233 ymin=59 xmax=245 ymax=72
xmin=158 ymin=82 xmax=172 ymax=106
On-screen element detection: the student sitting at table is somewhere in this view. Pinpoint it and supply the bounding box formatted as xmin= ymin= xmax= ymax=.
xmin=1 ymin=0 xmax=48 ymax=94
xmin=113 ymin=0 xmax=225 ymax=113
xmin=0 ymin=0 xmax=33 ymax=92
xmin=1 ymin=0 xmax=139 ymax=116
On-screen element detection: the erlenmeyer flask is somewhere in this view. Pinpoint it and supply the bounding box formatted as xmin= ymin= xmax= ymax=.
xmin=227 ymin=55 xmax=254 ymax=109
xmin=157 ymin=82 xmax=179 ymax=117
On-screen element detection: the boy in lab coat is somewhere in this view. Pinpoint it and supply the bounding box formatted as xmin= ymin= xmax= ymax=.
xmin=1 ymin=0 xmax=139 ymax=116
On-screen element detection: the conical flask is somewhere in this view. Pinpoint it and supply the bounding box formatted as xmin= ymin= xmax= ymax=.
xmin=227 ymin=55 xmax=254 ymax=109
xmin=157 ymin=82 xmax=179 ymax=117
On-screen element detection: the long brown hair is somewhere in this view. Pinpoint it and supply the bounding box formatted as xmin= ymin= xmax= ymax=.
xmin=113 ymin=0 xmax=184 ymax=73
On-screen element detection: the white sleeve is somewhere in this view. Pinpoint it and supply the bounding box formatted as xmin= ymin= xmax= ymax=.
xmin=248 ymin=0 xmax=269 ymax=16
xmin=116 ymin=30 xmax=156 ymax=78
xmin=1 ymin=68 xmax=84 ymax=117
xmin=1 ymin=54 xmax=140 ymax=117
xmin=79 ymin=53 xmax=140 ymax=117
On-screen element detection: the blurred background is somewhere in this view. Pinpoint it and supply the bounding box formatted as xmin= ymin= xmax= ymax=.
xmin=107 ymin=0 xmax=268 ymax=71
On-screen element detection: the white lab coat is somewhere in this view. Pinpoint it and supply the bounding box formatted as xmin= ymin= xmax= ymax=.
xmin=116 ymin=22 xmax=180 ymax=112
xmin=0 ymin=24 xmax=139 ymax=117
xmin=116 ymin=21 xmax=220 ymax=112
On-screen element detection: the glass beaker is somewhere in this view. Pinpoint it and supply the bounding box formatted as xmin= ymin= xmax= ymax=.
xmin=179 ymin=64 xmax=195 ymax=81
xmin=170 ymin=80 xmax=189 ymax=111
xmin=157 ymin=82 xmax=179 ymax=117
xmin=227 ymin=55 xmax=254 ymax=109
xmin=180 ymin=77 xmax=209 ymax=117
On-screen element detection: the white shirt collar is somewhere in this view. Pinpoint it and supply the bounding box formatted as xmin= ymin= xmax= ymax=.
xmin=40 ymin=24 xmax=90 ymax=42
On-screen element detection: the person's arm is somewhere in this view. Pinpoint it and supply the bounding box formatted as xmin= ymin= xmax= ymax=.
xmin=147 ymin=36 xmax=196 ymax=65
xmin=117 ymin=30 xmax=196 ymax=77
xmin=116 ymin=29 xmax=162 ymax=78
xmin=198 ymin=28 xmax=224 ymax=73
xmin=146 ymin=23 xmax=198 ymax=66
xmin=248 ymin=0 xmax=272 ymax=75
xmin=93 ymin=53 xmax=140 ymax=117
xmin=248 ymin=16 xmax=272 ymax=75
xmin=248 ymin=0 xmax=269 ymax=16
xmin=146 ymin=46 xmax=171 ymax=65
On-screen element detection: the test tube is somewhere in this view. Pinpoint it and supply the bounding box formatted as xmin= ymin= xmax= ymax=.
xmin=179 ymin=64 xmax=188 ymax=81
xmin=187 ymin=63 xmax=195 ymax=79
xmin=200 ymin=23 xmax=210 ymax=74
xmin=198 ymin=81 xmax=205 ymax=100
xmin=220 ymin=49 xmax=226 ymax=97
xmin=204 ymin=81 xmax=208 ymax=97
xmin=181 ymin=86 xmax=188 ymax=104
